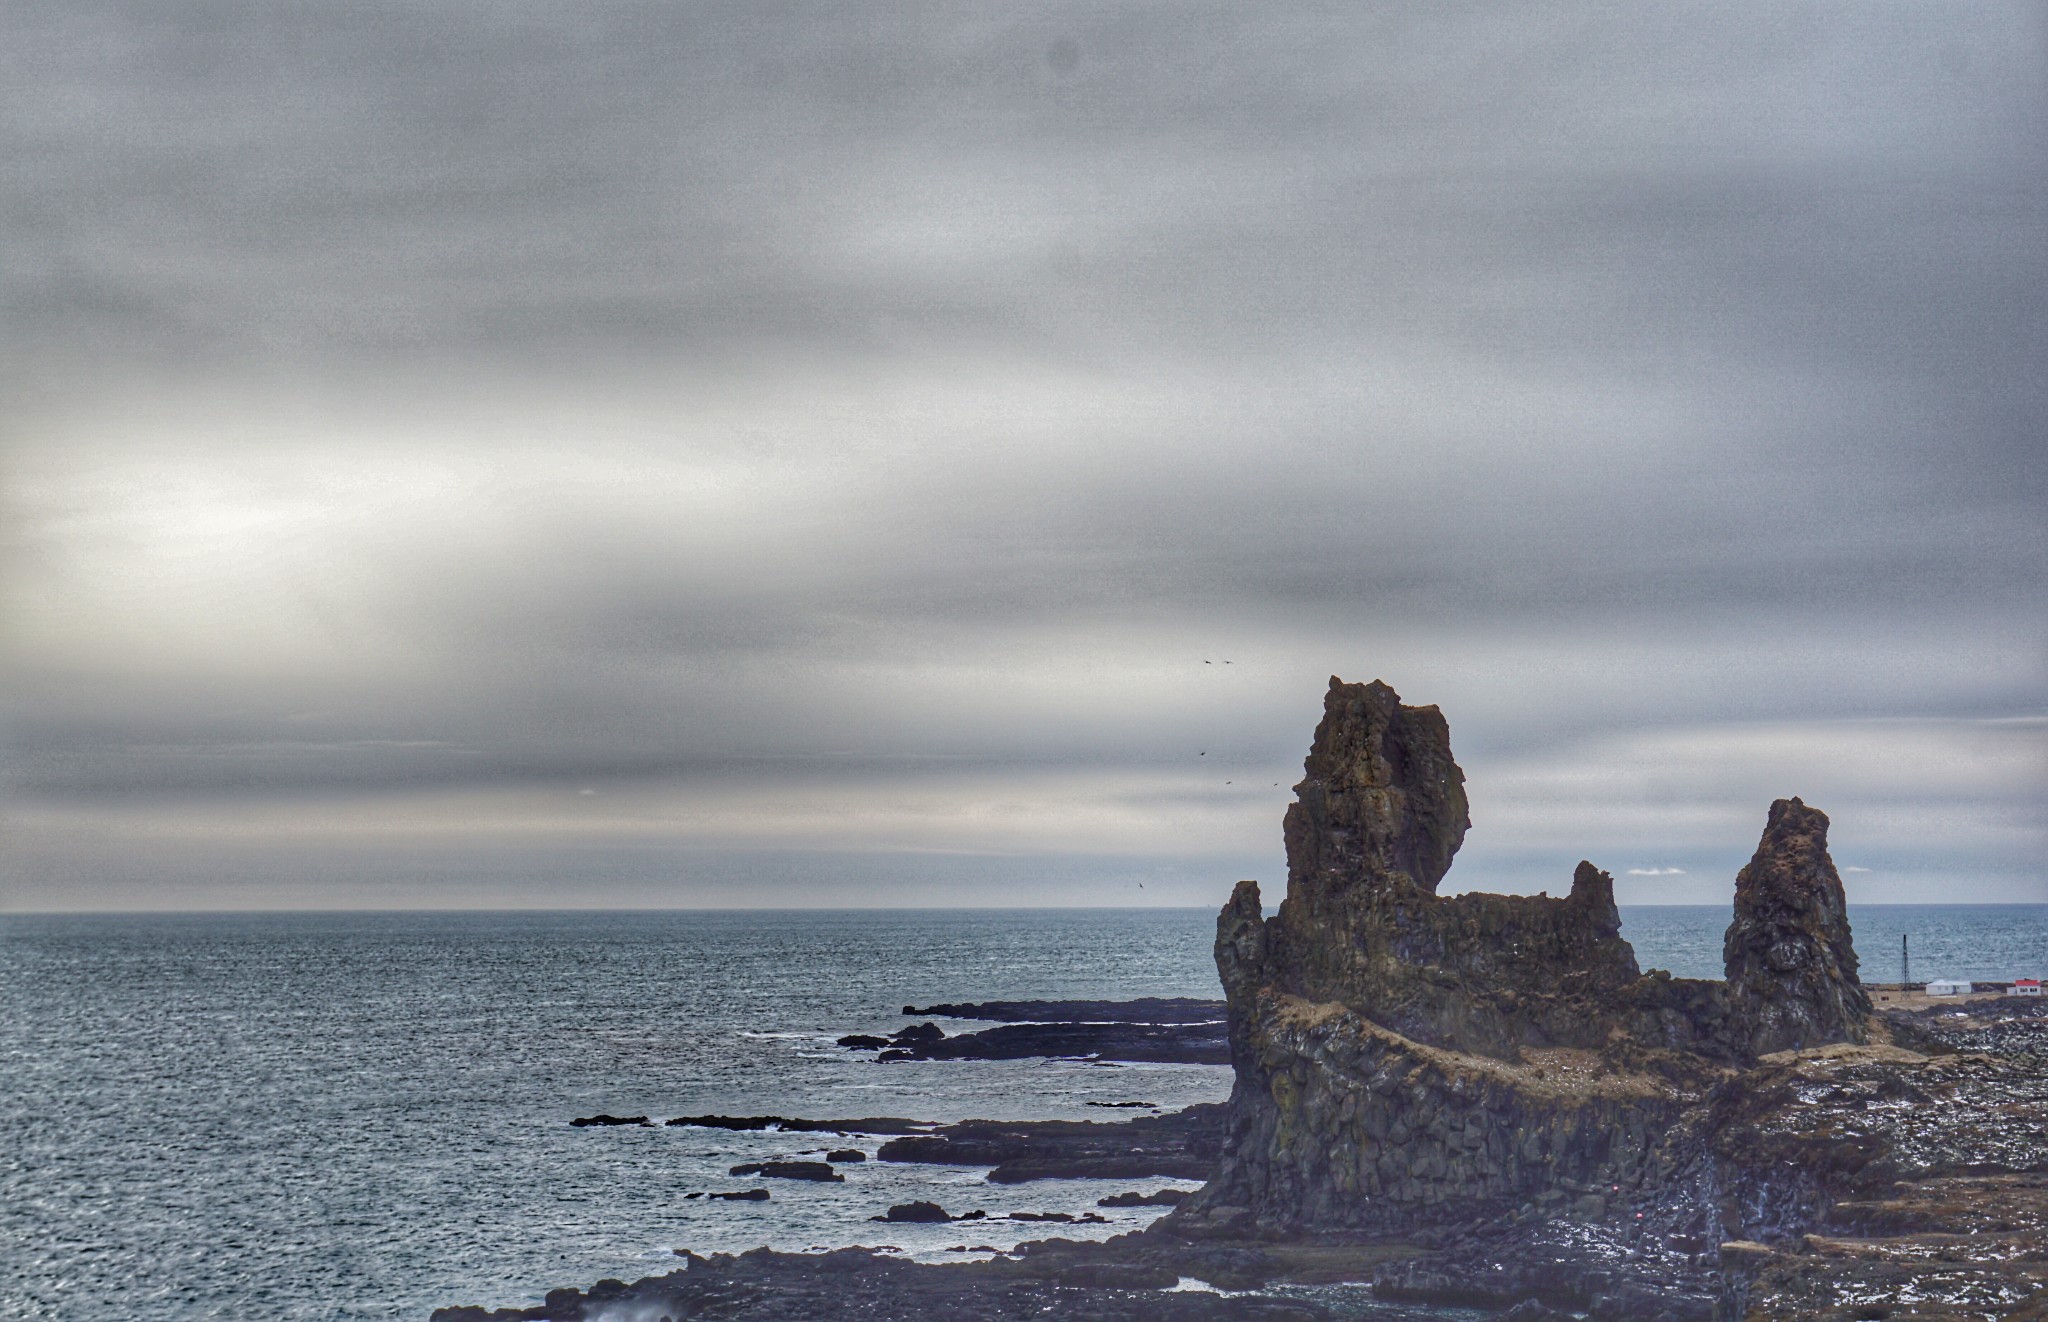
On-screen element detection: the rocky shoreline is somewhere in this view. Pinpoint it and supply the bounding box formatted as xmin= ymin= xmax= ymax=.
xmin=450 ymin=991 xmax=2043 ymax=1320
xmin=440 ymin=678 xmax=2045 ymax=1321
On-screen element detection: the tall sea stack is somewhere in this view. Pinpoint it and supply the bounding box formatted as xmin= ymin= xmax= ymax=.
xmin=1724 ymin=796 xmax=1870 ymax=1055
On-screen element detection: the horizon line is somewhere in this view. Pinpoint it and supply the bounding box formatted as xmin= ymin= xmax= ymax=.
xmin=6 ymin=900 xmax=2042 ymax=918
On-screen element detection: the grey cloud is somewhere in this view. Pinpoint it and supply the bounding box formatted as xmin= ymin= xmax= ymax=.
xmin=4 ymin=3 xmax=2043 ymax=904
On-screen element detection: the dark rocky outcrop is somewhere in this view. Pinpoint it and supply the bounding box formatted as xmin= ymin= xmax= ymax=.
xmin=431 ymin=1243 xmax=1333 ymax=1322
xmin=665 ymin=1115 xmax=933 ymax=1135
xmin=876 ymin=1104 xmax=1225 ymax=1184
xmin=1281 ymin=677 xmax=1469 ymax=900
xmin=728 ymin=1160 xmax=843 ymax=1182
xmin=568 ymin=1114 xmax=651 ymax=1127
xmin=1217 ymin=678 xmax=1656 ymax=1064
xmin=1179 ymin=676 xmax=1880 ymax=1244
xmin=902 ymin=998 xmax=1226 ymax=1024
xmin=871 ymin=1019 xmax=1229 ymax=1065
xmin=1099 ymin=1189 xmax=1193 ymax=1207
xmin=874 ymin=1200 xmax=950 ymax=1223
xmin=840 ymin=1004 xmax=1231 ymax=1065
xmin=1723 ymin=796 xmax=1872 ymax=1056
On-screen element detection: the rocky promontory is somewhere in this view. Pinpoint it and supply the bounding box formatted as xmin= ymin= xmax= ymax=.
xmin=1167 ymin=677 xmax=2044 ymax=1318
xmin=445 ymin=676 xmax=2044 ymax=1321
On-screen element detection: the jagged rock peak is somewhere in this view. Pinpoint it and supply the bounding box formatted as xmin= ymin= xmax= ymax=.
xmin=1214 ymin=879 xmax=1266 ymax=1007
xmin=1567 ymin=858 xmax=1621 ymax=920
xmin=1282 ymin=677 xmax=1470 ymax=899
xmin=1723 ymin=796 xmax=1870 ymax=1055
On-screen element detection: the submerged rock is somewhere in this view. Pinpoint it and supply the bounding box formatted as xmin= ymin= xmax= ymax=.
xmin=728 ymin=1160 xmax=843 ymax=1182
xmin=872 ymin=1019 xmax=1229 ymax=1065
xmin=875 ymin=1104 xmax=1224 ymax=1184
xmin=1098 ymin=1188 xmax=1192 ymax=1207
xmin=873 ymin=1200 xmax=950 ymax=1223
xmin=901 ymin=998 xmax=1225 ymax=1024
xmin=665 ymin=1115 xmax=932 ymax=1135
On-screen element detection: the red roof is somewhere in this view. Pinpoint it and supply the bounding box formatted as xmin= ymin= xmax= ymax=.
xmin=2017 ymin=979 xmax=2041 ymax=987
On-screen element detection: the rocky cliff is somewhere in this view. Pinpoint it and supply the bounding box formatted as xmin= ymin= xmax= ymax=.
xmin=1177 ymin=676 xmax=1874 ymax=1243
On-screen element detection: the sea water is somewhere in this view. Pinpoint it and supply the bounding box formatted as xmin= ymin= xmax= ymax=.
xmin=3 ymin=905 xmax=2042 ymax=1321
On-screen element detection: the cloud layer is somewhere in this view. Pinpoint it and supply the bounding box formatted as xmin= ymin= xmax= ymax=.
xmin=5 ymin=3 xmax=2043 ymax=907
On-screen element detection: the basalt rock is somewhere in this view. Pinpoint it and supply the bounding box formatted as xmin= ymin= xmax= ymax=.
xmin=1723 ymin=796 xmax=1871 ymax=1056
xmin=876 ymin=1104 xmax=1225 ymax=1184
xmin=729 ymin=1160 xmax=843 ymax=1182
xmin=1235 ymin=679 xmax=1649 ymax=1062
xmin=431 ymin=1243 xmax=1332 ymax=1322
xmin=1175 ymin=676 xmax=1875 ymax=1243
xmin=902 ymin=998 xmax=1226 ymax=1024
xmin=665 ymin=1115 xmax=933 ymax=1135
xmin=871 ymin=1019 xmax=1230 ymax=1065
xmin=874 ymin=1200 xmax=951 ymax=1223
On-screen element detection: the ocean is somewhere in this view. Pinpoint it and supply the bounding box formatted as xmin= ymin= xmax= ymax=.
xmin=4 ymin=904 xmax=2042 ymax=1321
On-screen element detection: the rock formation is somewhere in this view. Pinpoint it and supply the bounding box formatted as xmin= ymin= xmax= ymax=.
xmin=1723 ymin=795 xmax=1871 ymax=1056
xmin=1177 ymin=675 xmax=1874 ymax=1240
xmin=1229 ymin=680 xmax=1651 ymax=1062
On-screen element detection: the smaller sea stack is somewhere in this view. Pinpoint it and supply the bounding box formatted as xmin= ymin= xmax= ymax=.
xmin=1723 ymin=796 xmax=1871 ymax=1056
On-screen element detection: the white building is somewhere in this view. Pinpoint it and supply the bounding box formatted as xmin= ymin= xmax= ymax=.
xmin=1926 ymin=979 xmax=1974 ymax=996
xmin=2011 ymin=979 xmax=2042 ymax=997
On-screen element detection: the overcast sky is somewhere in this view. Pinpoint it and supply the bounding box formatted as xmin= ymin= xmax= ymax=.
xmin=5 ymin=2 xmax=2043 ymax=910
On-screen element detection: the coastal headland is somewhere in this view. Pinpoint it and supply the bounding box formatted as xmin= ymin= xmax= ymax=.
xmin=436 ymin=678 xmax=2046 ymax=1321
